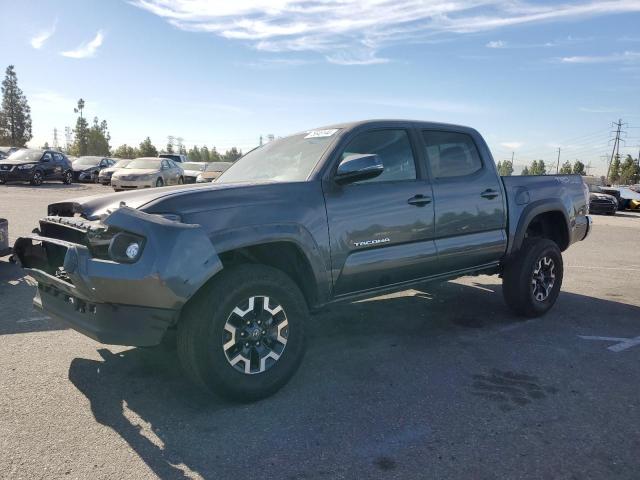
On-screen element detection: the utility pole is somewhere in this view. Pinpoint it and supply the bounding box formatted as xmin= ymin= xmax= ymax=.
xmin=607 ymin=119 xmax=623 ymax=182
xmin=556 ymin=147 xmax=561 ymax=174
xmin=585 ymin=162 xmax=593 ymax=175
xmin=259 ymin=135 xmax=263 ymax=147
xmin=53 ymin=128 xmax=59 ymax=149
xmin=64 ymin=126 xmax=72 ymax=152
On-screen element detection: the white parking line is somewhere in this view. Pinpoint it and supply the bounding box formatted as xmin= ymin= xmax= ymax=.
xmin=579 ymin=335 xmax=640 ymax=352
xmin=16 ymin=316 xmax=50 ymax=323
xmin=567 ymin=265 xmax=640 ymax=272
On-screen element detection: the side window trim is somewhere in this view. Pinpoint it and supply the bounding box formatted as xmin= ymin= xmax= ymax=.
xmin=421 ymin=129 xmax=484 ymax=181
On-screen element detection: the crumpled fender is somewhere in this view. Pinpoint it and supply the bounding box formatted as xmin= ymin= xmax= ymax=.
xmin=15 ymin=207 xmax=223 ymax=310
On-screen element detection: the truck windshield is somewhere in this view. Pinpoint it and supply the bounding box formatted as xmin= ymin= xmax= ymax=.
xmin=217 ymin=131 xmax=339 ymax=183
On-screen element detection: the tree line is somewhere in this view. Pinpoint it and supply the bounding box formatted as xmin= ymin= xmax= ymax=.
xmin=66 ymin=98 xmax=243 ymax=162
xmin=497 ymin=156 xmax=639 ymax=184
xmin=0 ymin=65 xmax=243 ymax=162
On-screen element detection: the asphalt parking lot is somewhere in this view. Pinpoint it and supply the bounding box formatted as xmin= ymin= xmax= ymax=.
xmin=1 ymin=182 xmax=639 ymax=480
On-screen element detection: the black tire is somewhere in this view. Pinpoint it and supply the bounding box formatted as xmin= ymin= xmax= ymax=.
xmin=502 ymin=239 xmax=563 ymax=317
xmin=30 ymin=170 xmax=44 ymax=186
xmin=178 ymin=176 xmax=184 ymax=185
xmin=177 ymin=264 xmax=307 ymax=401
xmin=156 ymin=178 xmax=164 ymax=187
xmin=0 ymin=178 xmax=5 ymax=185
xmin=62 ymin=170 xmax=73 ymax=184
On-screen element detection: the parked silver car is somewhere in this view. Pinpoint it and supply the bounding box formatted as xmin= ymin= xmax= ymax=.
xmin=180 ymin=162 xmax=207 ymax=183
xmin=111 ymin=157 xmax=184 ymax=191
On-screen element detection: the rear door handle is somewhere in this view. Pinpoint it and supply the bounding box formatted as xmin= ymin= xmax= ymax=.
xmin=408 ymin=194 xmax=432 ymax=206
xmin=480 ymin=189 xmax=499 ymax=200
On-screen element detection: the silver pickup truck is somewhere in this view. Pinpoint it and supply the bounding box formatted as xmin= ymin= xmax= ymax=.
xmin=14 ymin=120 xmax=592 ymax=400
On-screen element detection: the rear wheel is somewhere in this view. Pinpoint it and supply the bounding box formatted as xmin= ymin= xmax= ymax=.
xmin=62 ymin=170 xmax=73 ymax=184
xmin=156 ymin=178 xmax=164 ymax=187
xmin=502 ymin=239 xmax=563 ymax=317
xmin=30 ymin=170 xmax=44 ymax=186
xmin=177 ymin=264 xmax=307 ymax=401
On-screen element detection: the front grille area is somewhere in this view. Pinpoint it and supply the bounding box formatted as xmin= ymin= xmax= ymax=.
xmin=38 ymin=216 xmax=112 ymax=260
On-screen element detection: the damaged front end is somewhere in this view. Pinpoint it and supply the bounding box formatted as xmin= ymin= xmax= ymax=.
xmin=13 ymin=206 xmax=222 ymax=346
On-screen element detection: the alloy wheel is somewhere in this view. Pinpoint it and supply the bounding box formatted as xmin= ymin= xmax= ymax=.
xmin=531 ymin=256 xmax=556 ymax=302
xmin=32 ymin=171 xmax=43 ymax=186
xmin=222 ymin=296 xmax=289 ymax=375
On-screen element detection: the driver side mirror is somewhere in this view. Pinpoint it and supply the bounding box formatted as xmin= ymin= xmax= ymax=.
xmin=335 ymin=154 xmax=384 ymax=185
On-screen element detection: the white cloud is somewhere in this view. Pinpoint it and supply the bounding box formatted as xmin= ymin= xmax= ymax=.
xmin=500 ymin=142 xmax=523 ymax=150
xmin=560 ymin=50 xmax=640 ymax=63
xmin=486 ymin=40 xmax=506 ymax=48
xmin=579 ymin=106 xmax=620 ymax=113
xmin=131 ymin=0 xmax=640 ymax=64
xmin=60 ymin=30 xmax=105 ymax=59
xmin=30 ymin=21 xmax=57 ymax=49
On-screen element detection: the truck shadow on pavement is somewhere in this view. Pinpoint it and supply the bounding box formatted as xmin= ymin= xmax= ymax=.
xmin=0 ymin=259 xmax=70 ymax=335
xmin=67 ymin=280 xmax=640 ymax=479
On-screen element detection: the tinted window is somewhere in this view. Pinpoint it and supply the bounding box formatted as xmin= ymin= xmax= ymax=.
xmin=341 ymin=129 xmax=416 ymax=183
xmin=53 ymin=153 xmax=63 ymax=162
xmin=422 ymin=131 xmax=482 ymax=179
xmin=42 ymin=153 xmax=52 ymax=162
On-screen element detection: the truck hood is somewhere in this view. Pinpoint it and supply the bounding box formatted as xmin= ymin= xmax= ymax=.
xmin=47 ymin=181 xmax=275 ymax=219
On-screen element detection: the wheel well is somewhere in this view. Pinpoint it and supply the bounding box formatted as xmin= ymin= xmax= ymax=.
xmin=524 ymin=211 xmax=569 ymax=251
xmin=218 ymin=242 xmax=318 ymax=306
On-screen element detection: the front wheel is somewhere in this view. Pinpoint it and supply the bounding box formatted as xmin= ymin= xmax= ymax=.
xmin=30 ymin=170 xmax=44 ymax=186
xmin=156 ymin=178 xmax=164 ymax=187
xmin=502 ymin=239 xmax=563 ymax=317
xmin=178 ymin=176 xmax=184 ymax=185
xmin=177 ymin=264 xmax=307 ymax=401
xmin=62 ymin=170 xmax=73 ymax=184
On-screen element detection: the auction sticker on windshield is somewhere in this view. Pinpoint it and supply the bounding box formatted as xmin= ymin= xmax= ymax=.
xmin=305 ymin=129 xmax=338 ymax=139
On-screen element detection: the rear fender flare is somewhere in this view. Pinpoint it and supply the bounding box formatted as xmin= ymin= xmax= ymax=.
xmin=512 ymin=200 xmax=570 ymax=254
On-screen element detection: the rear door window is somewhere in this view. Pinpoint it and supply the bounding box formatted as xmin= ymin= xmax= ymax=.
xmin=422 ymin=131 xmax=483 ymax=179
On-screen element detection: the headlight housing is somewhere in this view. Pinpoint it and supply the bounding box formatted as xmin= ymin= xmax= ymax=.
xmin=108 ymin=231 xmax=146 ymax=263
xmin=17 ymin=163 xmax=36 ymax=170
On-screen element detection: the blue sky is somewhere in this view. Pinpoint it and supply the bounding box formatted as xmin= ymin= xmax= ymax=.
xmin=1 ymin=0 xmax=640 ymax=175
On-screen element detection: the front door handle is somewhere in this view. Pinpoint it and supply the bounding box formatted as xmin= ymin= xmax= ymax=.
xmin=408 ymin=194 xmax=432 ymax=206
xmin=480 ymin=189 xmax=499 ymax=200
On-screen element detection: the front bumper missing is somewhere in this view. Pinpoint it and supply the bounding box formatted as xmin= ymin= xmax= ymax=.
xmin=14 ymin=207 xmax=223 ymax=346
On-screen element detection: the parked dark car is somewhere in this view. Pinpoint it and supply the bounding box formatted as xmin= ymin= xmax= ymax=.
xmin=598 ymin=186 xmax=624 ymax=210
xmin=0 ymin=149 xmax=73 ymax=185
xmin=98 ymin=159 xmax=132 ymax=185
xmin=588 ymin=185 xmax=617 ymax=215
xmin=0 ymin=218 xmax=10 ymax=257
xmin=72 ymin=156 xmax=116 ymax=183
xmin=14 ymin=120 xmax=592 ymax=401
